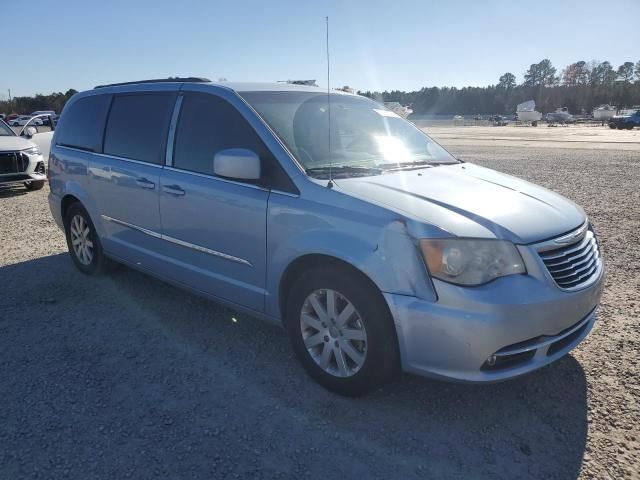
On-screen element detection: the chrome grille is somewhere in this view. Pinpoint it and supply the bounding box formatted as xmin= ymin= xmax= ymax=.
xmin=538 ymin=227 xmax=601 ymax=290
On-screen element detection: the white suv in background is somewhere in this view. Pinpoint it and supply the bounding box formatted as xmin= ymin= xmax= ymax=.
xmin=0 ymin=119 xmax=47 ymax=191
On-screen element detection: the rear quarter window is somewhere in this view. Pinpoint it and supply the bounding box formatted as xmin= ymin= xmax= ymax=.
xmin=56 ymin=94 xmax=112 ymax=152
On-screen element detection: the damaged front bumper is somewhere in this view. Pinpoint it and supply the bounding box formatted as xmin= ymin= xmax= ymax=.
xmin=383 ymin=264 xmax=604 ymax=382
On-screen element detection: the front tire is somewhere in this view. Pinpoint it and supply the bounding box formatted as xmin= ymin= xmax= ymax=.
xmin=24 ymin=180 xmax=45 ymax=191
xmin=64 ymin=203 xmax=111 ymax=275
xmin=285 ymin=267 xmax=399 ymax=396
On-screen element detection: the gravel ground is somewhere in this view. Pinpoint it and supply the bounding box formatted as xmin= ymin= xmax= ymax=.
xmin=1 ymin=144 xmax=639 ymax=479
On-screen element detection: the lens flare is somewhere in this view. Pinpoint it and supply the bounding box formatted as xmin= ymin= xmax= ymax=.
xmin=374 ymin=135 xmax=412 ymax=163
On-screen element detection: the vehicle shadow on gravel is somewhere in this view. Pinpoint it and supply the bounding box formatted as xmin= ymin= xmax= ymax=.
xmin=1 ymin=253 xmax=588 ymax=479
xmin=0 ymin=186 xmax=29 ymax=198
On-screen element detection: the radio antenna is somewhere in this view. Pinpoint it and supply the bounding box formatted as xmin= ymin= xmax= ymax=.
xmin=325 ymin=16 xmax=333 ymax=188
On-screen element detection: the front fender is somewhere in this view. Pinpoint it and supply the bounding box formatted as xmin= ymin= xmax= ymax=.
xmin=265 ymin=191 xmax=436 ymax=319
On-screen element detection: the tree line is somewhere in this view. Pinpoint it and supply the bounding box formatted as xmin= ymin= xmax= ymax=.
xmin=2 ymin=59 xmax=640 ymax=117
xmin=0 ymin=89 xmax=78 ymax=116
xmin=358 ymin=59 xmax=640 ymax=115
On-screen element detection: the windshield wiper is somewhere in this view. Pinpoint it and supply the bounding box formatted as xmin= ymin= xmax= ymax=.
xmin=306 ymin=165 xmax=383 ymax=178
xmin=377 ymin=160 xmax=438 ymax=171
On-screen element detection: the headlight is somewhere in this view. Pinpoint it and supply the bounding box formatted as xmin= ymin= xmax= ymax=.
xmin=420 ymin=238 xmax=525 ymax=286
xmin=23 ymin=147 xmax=41 ymax=156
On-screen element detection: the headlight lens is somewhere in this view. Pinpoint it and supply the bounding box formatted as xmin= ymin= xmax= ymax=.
xmin=420 ymin=238 xmax=525 ymax=286
xmin=23 ymin=146 xmax=41 ymax=156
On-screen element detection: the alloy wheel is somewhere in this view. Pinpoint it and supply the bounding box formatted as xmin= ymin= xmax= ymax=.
xmin=300 ymin=289 xmax=368 ymax=378
xmin=70 ymin=214 xmax=94 ymax=266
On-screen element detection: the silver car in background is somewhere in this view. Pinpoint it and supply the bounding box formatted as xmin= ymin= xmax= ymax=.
xmin=47 ymin=79 xmax=604 ymax=395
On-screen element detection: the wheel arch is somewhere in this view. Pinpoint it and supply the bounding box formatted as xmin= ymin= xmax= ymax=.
xmin=278 ymin=253 xmax=390 ymax=325
xmin=61 ymin=193 xmax=82 ymax=221
xmin=58 ymin=184 xmax=104 ymax=237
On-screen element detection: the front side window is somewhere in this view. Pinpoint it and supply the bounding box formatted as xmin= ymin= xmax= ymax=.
xmin=240 ymin=91 xmax=458 ymax=178
xmin=56 ymin=94 xmax=112 ymax=151
xmin=104 ymin=93 xmax=176 ymax=164
xmin=173 ymin=93 xmax=268 ymax=177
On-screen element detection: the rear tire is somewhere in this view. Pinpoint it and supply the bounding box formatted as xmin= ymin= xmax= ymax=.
xmin=24 ymin=180 xmax=45 ymax=191
xmin=285 ymin=266 xmax=399 ymax=396
xmin=64 ymin=202 xmax=112 ymax=275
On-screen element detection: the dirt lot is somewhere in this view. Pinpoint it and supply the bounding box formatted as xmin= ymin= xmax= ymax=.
xmin=424 ymin=123 xmax=640 ymax=150
xmin=1 ymin=126 xmax=639 ymax=479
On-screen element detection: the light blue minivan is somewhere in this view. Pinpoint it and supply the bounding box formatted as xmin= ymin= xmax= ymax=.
xmin=48 ymin=78 xmax=604 ymax=395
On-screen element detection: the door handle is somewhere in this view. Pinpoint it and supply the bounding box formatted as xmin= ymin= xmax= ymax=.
xmin=163 ymin=185 xmax=185 ymax=196
xmin=135 ymin=178 xmax=156 ymax=189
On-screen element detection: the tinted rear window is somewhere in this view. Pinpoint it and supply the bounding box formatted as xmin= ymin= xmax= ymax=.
xmin=56 ymin=94 xmax=112 ymax=151
xmin=104 ymin=93 xmax=176 ymax=164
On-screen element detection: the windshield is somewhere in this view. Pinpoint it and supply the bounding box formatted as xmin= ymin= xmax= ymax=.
xmin=0 ymin=120 xmax=15 ymax=137
xmin=240 ymin=91 xmax=457 ymax=177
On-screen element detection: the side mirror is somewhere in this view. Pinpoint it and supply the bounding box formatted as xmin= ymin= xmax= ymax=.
xmin=23 ymin=126 xmax=37 ymax=138
xmin=213 ymin=148 xmax=261 ymax=180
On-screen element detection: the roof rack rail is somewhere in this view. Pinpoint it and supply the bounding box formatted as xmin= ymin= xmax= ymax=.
xmin=94 ymin=77 xmax=211 ymax=89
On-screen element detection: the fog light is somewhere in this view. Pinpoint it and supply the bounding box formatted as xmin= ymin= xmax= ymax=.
xmin=487 ymin=355 xmax=497 ymax=366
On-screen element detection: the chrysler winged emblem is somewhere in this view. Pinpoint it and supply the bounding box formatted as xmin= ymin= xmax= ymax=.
xmin=554 ymin=223 xmax=588 ymax=245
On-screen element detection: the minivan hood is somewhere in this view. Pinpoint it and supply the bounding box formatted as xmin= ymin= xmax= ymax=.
xmin=334 ymin=163 xmax=585 ymax=244
xmin=0 ymin=136 xmax=35 ymax=152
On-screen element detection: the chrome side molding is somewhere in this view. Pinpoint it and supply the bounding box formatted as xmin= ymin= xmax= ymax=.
xmin=101 ymin=215 xmax=253 ymax=267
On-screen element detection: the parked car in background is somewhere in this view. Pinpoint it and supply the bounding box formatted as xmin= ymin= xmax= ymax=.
xmin=31 ymin=110 xmax=56 ymax=117
xmin=609 ymin=110 xmax=640 ymax=130
xmin=488 ymin=115 xmax=508 ymax=126
xmin=545 ymin=107 xmax=575 ymax=124
xmin=5 ymin=114 xmax=20 ymax=124
xmin=48 ymin=78 xmax=604 ymax=395
xmin=9 ymin=116 xmax=43 ymax=126
xmin=0 ymin=118 xmax=47 ymax=190
xmin=19 ymin=115 xmax=55 ymax=162
xmin=31 ymin=110 xmax=57 ymax=125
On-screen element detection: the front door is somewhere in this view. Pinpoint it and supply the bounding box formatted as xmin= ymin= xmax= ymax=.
xmin=158 ymin=92 xmax=271 ymax=312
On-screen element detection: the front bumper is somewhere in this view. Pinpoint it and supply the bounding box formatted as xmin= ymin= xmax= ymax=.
xmin=384 ymin=261 xmax=604 ymax=382
xmin=0 ymin=152 xmax=46 ymax=187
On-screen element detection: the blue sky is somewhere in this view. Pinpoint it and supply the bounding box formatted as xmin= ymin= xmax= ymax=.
xmin=4 ymin=0 xmax=639 ymax=98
